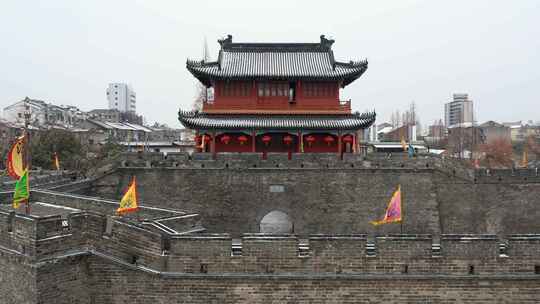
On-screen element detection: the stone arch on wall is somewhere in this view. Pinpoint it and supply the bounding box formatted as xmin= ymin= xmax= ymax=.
xmin=259 ymin=210 xmax=293 ymax=234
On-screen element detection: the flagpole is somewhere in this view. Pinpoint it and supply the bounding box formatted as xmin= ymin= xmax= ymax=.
xmin=23 ymin=99 xmax=31 ymax=215
xmin=400 ymin=185 xmax=404 ymax=234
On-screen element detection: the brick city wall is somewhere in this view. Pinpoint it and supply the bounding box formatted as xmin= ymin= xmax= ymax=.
xmin=1 ymin=200 xmax=539 ymax=303
xmin=83 ymin=153 xmax=540 ymax=236
xmin=1 ymin=153 xmax=539 ymax=303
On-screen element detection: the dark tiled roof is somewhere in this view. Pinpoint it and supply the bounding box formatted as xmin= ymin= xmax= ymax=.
xmin=178 ymin=110 xmax=376 ymax=131
xmin=187 ymin=35 xmax=368 ymax=87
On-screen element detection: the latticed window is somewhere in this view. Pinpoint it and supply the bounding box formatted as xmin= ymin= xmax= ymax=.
xmin=303 ymin=82 xmax=335 ymax=97
xmin=257 ymin=82 xmax=288 ymax=97
xmin=222 ymin=81 xmax=250 ymax=97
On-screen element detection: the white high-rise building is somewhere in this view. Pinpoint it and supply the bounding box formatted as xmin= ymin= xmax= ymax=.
xmin=445 ymin=93 xmax=474 ymax=127
xmin=106 ymin=83 xmax=136 ymax=113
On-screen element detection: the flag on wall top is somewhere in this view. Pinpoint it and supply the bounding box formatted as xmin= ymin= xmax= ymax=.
xmin=522 ymin=146 xmax=528 ymax=168
xmin=7 ymin=136 xmax=25 ymax=180
xmin=13 ymin=170 xmax=29 ymax=209
xmin=370 ymin=185 xmax=402 ymax=226
xmin=117 ymin=177 xmax=139 ymax=215
xmin=400 ymin=136 xmax=407 ymax=151
xmin=53 ymin=152 xmax=60 ymax=171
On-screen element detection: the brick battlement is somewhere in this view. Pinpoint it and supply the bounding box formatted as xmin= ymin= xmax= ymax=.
xmin=2 ymin=203 xmax=539 ymax=276
xmin=117 ymin=152 xmax=472 ymax=179
xmin=474 ymin=168 xmax=540 ymax=183
xmin=109 ymin=152 xmax=540 ymax=185
xmin=1 ymin=191 xmax=539 ymax=303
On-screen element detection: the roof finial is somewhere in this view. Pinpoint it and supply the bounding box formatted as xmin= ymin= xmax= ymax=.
xmin=320 ymin=35 xmax=335 ymax=49
xmin=218 ymin=34 xmax=233 ymax=49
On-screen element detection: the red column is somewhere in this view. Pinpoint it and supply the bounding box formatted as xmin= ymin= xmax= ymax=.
xmin=251 ymin=131 xmax=256 ymax=153
xmin=211 ymin=132 xmax=216 ymax=158
xmin=297 ymin=131 xmax=302 ymax=153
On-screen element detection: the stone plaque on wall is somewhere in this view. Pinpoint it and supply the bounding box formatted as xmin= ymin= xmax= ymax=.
xmin=269 ymin=185 xmax=285 ymax=193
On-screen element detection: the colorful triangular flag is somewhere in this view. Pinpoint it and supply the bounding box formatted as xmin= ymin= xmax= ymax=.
xmin=7 ymin=135 xmax=25 ymax=180
xmin=370 ymin=185 xmax=402 ymax=226
xmin=400 ymin=136 xmax=407 ymax=152
xmin=53 ymin=152 xmax=60 ymax=171
xmin=13 ymin=170 xmax=29 ymax=209
xmin=117 ymin=177 xmax=139 ymax=215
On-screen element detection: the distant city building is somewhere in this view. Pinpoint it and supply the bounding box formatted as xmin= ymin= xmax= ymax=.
xmin=148 ymin=126 xmax=195 ymax=142
xmin=479 ymin=121 xmax=511 ymax=144
xmin=2 ymin=97 xmax=85 ymax=127
xmin=86 ymin=109 xmax=143 ymax=125
xmin=503 ymin=121 xmax=540 ymax=142
xmin=428 ymin=124 xmax=446 ymax=139
xmin=446 ymin=125 xmax=484 ymax=158
xmin=79 ymin=120 xmax=152 ymax=143
xmin=379 ymin=125 xmax=417 ymax=142
xmin=106 ymin=83 xmax=136 ymax=113
xmin=444 ymin=93 xmax=474 ymax=127
xmin=87 ymin=109 xmax=122 ymax=123
xmin=423 ymin=121 xmax=447 ymax=149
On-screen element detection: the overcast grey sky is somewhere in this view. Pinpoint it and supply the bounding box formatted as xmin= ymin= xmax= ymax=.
xmin=1 ymin=0 xmax=539 ymax=127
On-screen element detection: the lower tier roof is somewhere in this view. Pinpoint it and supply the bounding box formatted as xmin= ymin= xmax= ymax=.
xmin=178 ymin=110 xmax=376 ymax=131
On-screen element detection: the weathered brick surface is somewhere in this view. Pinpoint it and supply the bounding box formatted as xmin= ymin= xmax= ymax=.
xmin=86 ymin=255 xmax=540 ymax=304
xmin=1 ymin=211 xmax=540 ymax=303
xmin=0 ymin=250 xmax=36 ymax=304
xmin=1 ymin=154 xmax=540 ymax=303
xmin=90 ymin=168 xmax=440 ymax=235
xmin=36 ymin=255 xmax=91 ymax=304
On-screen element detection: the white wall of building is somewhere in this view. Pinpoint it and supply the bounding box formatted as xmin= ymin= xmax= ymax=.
xmin=2 ymin=100 xmax=46 ymax=125
xmin=106 ymin=83 xmax=136 ymax=113
xmin=445 ymin=93 xmax=474 ymax=127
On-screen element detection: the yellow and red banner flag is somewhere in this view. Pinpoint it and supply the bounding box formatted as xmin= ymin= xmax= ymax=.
xmin=13 ymin=170 xmax=29 ymax=209
xmin=53 ymin=152 xmax=60 ymax=171
xmin=522 ymin=146 xmax=528 ymax=168
xmin=117 ymin=177 xmax=139 ymax=215
xmin=6 ymin=136 xmax=25 ymax=180
xmin=400 ymin=136 xmax=407 ymax=151
xmin=370 ymin=185 xmax=402 ymax=226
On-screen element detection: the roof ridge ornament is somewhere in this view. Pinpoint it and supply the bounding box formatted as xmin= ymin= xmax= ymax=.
xmin=320 ymin=35 xmax=335 ymax=49
xmin=218 ymin=34 xmax=233 ymax=49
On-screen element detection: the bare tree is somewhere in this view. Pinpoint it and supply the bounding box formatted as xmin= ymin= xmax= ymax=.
xmin=390 ymin=112 xmax=397 ymax=128
xmin=192 ymin=37 xmax=211 ymax=112
xmin=192 ymin=83 xmax=206 ymax=111
xmin=480 ymin=138 xmax=513 ymax=168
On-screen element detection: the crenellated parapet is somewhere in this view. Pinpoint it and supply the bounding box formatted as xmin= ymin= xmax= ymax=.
xmin=2 ymin=199 xmax=539 ymax=276
xmin=116 ymin=152 xmax=455 ymax=172
xmin=474 ymin=168 xmax=540 ymax=183
xmin=108 ymin=152 xmax=540 ymax=185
